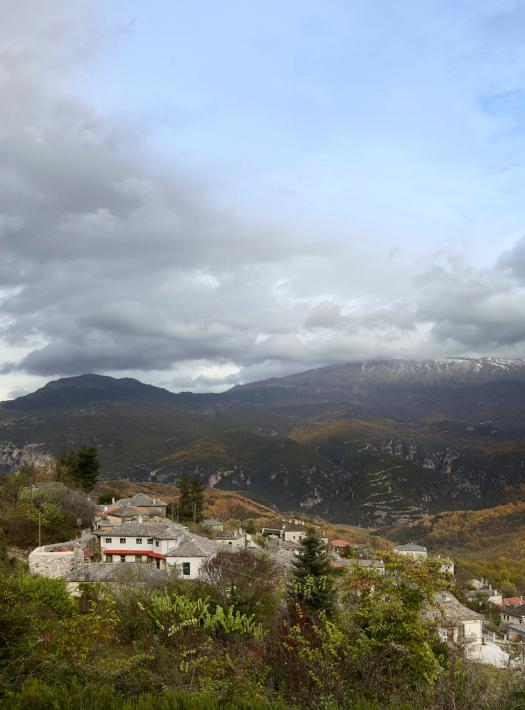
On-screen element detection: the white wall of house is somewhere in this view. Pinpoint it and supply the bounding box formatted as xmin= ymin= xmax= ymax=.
xmin=108 ymin=553 xmax=157 ymax=564
xmin=502 ymin=611 xmax=525 ymax=624
xmin=166 ymin=555 xmax=207 ymax=580
xmin=217 ymin=535 xmax=246 ymax=549
xmin=439 ymin=620 xmax=482 ymax=644
xmin=101 ymin=535 xmax=155 ymax=554
xmin=283 ymin=531 xmax=306 ymax=543
xmin=488 ymin=593 xmax=503 ymax=605
xmin=100 ymin=535 xmax=164 ymax=564
xmin=463 ymin=619 xmax=483 ymax=643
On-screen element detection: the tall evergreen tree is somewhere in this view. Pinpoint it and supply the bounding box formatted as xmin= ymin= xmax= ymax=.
xmin=57 ymin=446 xmax=99 ymax=492
xmin=191 ymin=475 xmax=205 ymax=523
xmin=178 ymin=473 xmax=193 ymax=520
xmin=288 ymin=528 xmax=335 ymax=616
xmin=75 ymin=446 xmax=100 ymax=492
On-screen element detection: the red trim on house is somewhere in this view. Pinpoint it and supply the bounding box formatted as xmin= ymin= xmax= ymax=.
xmin=103 ymin=549 xmax=166 ymax=560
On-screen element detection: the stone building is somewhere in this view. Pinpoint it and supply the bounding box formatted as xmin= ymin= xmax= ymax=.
xmin=28 ymin=537 xmax=92 ymax=578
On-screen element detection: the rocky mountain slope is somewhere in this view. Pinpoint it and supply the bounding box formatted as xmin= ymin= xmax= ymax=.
xmin=2 ymin=357 xmax=525 ymax=525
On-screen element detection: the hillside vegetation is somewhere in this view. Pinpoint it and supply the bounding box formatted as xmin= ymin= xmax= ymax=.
xmin=382 ymin=501 xmax=525 ymax=557
xmin=382 ymin=501 xmax=525 ymax=592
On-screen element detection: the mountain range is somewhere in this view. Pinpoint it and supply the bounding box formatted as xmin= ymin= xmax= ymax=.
xmin=2 ymin=357 xmax=525 ymax=526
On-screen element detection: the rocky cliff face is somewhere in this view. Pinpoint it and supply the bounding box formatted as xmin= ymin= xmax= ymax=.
xmin=0 ymin=441 xmax=55 ymax=475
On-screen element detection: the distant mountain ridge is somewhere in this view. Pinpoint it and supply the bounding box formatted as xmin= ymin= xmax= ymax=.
xmin=2 ymin=357 xmax=525 ymax=526
xmin=233 ymin=357 xmax=525 ymax=390
xmin=4 ymin=357 xmax=525 ymax=409
xmin=4 ymin=374 xmax=178 ymax=409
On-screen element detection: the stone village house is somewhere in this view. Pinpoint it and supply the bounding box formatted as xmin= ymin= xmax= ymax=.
xmin=96 ymin=521 xmax=220 ymax=579
xmin=261 ymin=521 xmax=307 ymax=543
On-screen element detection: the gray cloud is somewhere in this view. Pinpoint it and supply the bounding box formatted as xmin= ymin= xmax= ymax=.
xmin=2 ymin=2 xmax=525 ymax=397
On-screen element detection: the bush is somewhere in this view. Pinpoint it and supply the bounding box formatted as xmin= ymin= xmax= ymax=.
xmin=2 ymin=679 xmax=292 ymax=710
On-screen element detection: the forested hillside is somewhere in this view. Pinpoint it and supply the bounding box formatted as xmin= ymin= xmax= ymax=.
xmin=3 ymin=359 xmax=525 ymax=525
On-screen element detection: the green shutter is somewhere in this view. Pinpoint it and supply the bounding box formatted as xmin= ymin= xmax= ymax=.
xmin=182 ymin=562 xmax=190 ymax=575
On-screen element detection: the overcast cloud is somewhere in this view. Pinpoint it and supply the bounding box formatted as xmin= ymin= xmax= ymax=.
xmin=2 ymin=1 xmax=525 ymax=399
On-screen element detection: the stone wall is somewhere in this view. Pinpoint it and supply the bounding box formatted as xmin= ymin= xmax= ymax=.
xmin=28 ymin=541 xmax=85 ymax=578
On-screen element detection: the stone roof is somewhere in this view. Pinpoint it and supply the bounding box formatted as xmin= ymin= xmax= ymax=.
xmin=65 ymin=562 xmax=170 ymax=583
xmin=166 ymin=535 xmax=218 ymax=558
xmin=394 ymin=543 xmax=427 ymax=552
xmin=95 ymin=521 xmax=186 ymax=538
xmin=266 ymin=547 xmax=296 ymax=569
xmin=203 ymin=518 xmax=223 ymax=526
xmin=428 ymin=592 xmax=483 ymax=625
xmin=117 ymin=493 xmax=167 ymax=507
xmin=503 ymin=604 xmax=525 ymax=618
xmin=262 ymin=521 xmax=307 ymax=532
xmin=110 ymin=505 xmax=141 ymax=518
xmin=214 ymin=530 xmax=244 ymax=539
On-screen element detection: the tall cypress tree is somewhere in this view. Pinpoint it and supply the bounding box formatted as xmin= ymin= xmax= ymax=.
xmin=76 ymin=446 xmax=100 ymax=492
xmin=191 ymin=475 xmax=205 ymax=523
xmin=178 ymin=473 xmax=193 ymax=520
xmin=57 ymin=446 xmax=99 ymax=492
xmin=289 ymin=528 xmax=335 ymax=616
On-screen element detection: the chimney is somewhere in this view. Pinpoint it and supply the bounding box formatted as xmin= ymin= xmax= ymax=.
xmin=138 ymin=514 xmax=143 ymax=523
xmin=104 ymin=505 xmax=108 ymax=512
xmin=112 ymin=497 xmax=116 ymax=504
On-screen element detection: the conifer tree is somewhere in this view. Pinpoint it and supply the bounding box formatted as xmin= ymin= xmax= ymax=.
xmin=57 ymin=446 xmax=99 ymax=492
xmin=191 ymin=475 xmax=205 ymax=523
xmin=289 ymin=527 xmax=335 ymax=615
xmin=76 ymin=446 xmax=100 ymax=492
xmin=178 ymin=473 xmax=193 ymax=520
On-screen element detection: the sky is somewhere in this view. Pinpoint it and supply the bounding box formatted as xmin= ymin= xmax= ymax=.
xmin=2 ymin=0 xmax=525 ymax=399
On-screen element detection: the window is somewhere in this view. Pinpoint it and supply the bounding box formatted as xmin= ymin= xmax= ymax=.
xmin=120 ymin=538 xmax=126 ymax=544
xmin=182 ymin=562 xmax=190 ymax=576
xmin=105 ymin=538 xmax=112 ymax=543
xmin=136 ymin=555 xmax=143 ymax=562
xmin=120 ymin=555 xmax=126 ymax=563
xmin=147 ymin=538 xmax=153 ymax=544
xmin=155 ymin=540 xmax=159 ymax=547
xmin=136 ymin=538 xmax=142 ymax=544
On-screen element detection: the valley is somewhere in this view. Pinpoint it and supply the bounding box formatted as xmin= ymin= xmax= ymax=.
xmin=2 ymin=357 xmax=525 ymax=526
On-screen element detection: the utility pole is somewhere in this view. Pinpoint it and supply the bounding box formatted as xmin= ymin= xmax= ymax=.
xmin=38 ymin=510 xmax=42 ymax=547
xmin=192 ymin=500 xmax=196 ymax=525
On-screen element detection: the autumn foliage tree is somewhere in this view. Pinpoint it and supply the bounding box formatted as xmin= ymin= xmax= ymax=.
xmin=199 ymin=549 xmax=284 ymax=622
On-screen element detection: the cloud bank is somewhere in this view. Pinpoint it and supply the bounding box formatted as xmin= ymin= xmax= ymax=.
xmin=1 ymin=2 xmax=525 ymax=399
